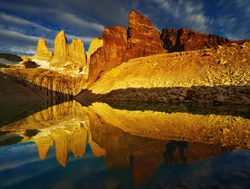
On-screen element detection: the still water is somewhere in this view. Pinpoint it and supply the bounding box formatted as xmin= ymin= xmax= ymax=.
xmin=0 ymin=101 xmax=249 ymax=189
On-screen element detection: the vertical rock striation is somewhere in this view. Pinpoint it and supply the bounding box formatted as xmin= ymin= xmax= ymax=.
xmin=49 ymin=30 xmax=87 ymax=71
xmin=123 ymin=10 xmax=166 ymax=61
xmin=50 ymin=30 xmax=68 ymax=67
xmin=87 ymin=38 xmax=103 ymax=65
xmin=33 ymin=38 xmax=52 ymax=61
xmin=68 ymin=38 xmax=87 ymax=70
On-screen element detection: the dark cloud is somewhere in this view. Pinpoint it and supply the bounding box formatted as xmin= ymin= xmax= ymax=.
xmin=0 ymin=0 xmax=249 ymax=55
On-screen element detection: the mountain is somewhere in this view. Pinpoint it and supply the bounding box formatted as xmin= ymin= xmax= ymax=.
xmin=0 ymin=9 xmax=249 ymax=105
xmin=33 ymin=30 xmax=87 ymax=76
xmin=77 ymin=41 xmax=250 ymax=105
xmin=33 ymin=38 xmax=52 ymax=61
xmin=87 ymin=10 xmax=166 ymax=84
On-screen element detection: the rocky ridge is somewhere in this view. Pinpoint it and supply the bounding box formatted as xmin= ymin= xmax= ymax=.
xmin=161 ymin=28 xmax=230 ymax=52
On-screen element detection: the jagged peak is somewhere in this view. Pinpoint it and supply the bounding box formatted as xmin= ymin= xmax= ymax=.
xmin=128 ymin=9 xmax=153 ymax=27
xmin=129 ymin=9 xmax=140 ymax=17
xmin=57 ymin=29 xmax=66 ymax=36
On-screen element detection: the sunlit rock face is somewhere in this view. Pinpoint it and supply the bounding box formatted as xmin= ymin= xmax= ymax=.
xmin=0 ymin=67 xmax=86 ymax=97
xmin=50 ymin=30 xmax=68 ymax=67
xmin=88 ymin=26 xmax=127 ymax=83
xmin=88 ymin=10 xmax=166 ymax=84
xmin=68 ymin=38 xmax=87 ymax=70
xmin=161 ymin=28 xmax=230 ymax=52
xmin=33 ymin=30 xmax=88 ymax=76
xmin=123 ymin=10 xmax=166 ymax=62
xmin=87 ymin=38 xmax=103 ymax=65
xmin=33 ymin=38 xmax=53 ymax=61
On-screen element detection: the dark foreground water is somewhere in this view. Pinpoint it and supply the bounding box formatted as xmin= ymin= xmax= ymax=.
xmin=0 ymin=101 xmax=249 ymax=189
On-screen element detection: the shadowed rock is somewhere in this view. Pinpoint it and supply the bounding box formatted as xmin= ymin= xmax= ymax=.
xmin=161 ymin=28 xmax=230 ymax=52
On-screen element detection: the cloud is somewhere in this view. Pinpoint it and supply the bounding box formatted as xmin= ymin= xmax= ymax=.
xmin=0 ymin=13 xmax=52 ymax=33
xmin=59 ymin=12 xmax=104 ymax=32
xmin=151 ymin=0 xmax=210 ymax=32
xmin=0 ymin=11 xmax=101 ymax=55
xmin=213 ymin=0 xmax=250 ymax=39
xmin=0 ymin=28 xmax=44 ymax=55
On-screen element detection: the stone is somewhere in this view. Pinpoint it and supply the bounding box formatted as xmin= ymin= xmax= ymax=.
xmin=21 ymin=60 xmax=39 ymax=68
xmin=161 ymin=28 xmax=230 ymax=52
xmin=33 ymin=38 xmax=52 ymax=61
xmin=50 ymin=30 xmax=68 ymax=67
xmin=68 ymin=38 xmax=87 ymax=69
xmin=217 ymin=58 xmax=228 ymax=65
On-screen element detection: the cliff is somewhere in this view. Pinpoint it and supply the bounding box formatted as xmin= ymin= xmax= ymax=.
xmin=87 ymin=38 xmax=103 ymax=65
xmin=88 ymin=10 xmax=166 ymax=84
xmin=0 ymin=67 xmax=86 ymax=98
xmin=161 ymin=28 xmax=230 ymax=52
xmin=68 ymin=38 xmax=87 ymax=70
xmin=50 ymin=30 xmax=68 ymax=67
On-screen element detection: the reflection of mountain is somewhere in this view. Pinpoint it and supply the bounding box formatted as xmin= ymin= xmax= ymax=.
xmin=88 ymin=102 xmax=250 ymax=148
xmin=1 ymin=101 xmax=249 ymax=182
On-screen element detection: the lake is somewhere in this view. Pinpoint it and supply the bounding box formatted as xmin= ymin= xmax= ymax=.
xmin=0 ymin=100 xmax=249 ymax=189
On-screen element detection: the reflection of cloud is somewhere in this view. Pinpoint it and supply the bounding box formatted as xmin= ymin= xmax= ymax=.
xmin=0 ymin=143 xmax=39 ymax=171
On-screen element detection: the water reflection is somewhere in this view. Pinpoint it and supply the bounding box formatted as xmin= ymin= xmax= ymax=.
xmin=0 ymin=100 xmax=249 ymax=188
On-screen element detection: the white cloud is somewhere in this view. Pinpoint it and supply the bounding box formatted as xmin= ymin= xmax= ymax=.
xmin=152 ymin=0 xmax=210 ymax=32
xmin=59 ymin=12 xmax=104 ymax=32
xmin=67 ymin=34 xmax=93 ymax=44
xmin=0 ymin=13 xmax=52 ymax=33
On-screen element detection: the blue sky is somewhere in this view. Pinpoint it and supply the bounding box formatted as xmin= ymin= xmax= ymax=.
xmin=0 ymin=0 xmax=249 ymax=55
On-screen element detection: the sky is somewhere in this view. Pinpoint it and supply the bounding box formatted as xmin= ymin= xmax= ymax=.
xmin=0 ymin=0 xmax=249 ymax=55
